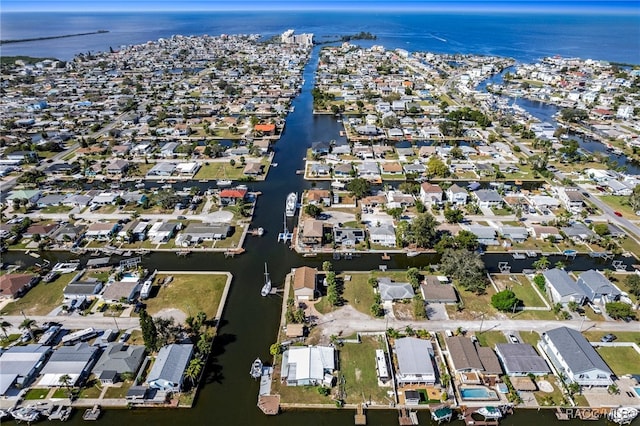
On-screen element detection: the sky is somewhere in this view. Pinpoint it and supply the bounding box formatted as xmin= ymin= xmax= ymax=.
xmin=2 ymin=0 xmax=638 ymax=12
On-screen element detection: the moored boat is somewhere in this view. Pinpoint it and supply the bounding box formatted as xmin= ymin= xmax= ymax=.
xmin=261 ymin=263 xmax=272 ymax=296
xmin=11 ymin=406 xmax=41 ymax=422
xmin=608 ymin=407 xmax=638 ymax=425
xmin=476 ymin=406 xmax=503 ymax=419
xmin=217 ymin=179 xmax=232 ymax=187
xmin=250 ymin=357 xmax=263 ymax=379
xmin=285 ymin=192 xmax=297 ymax=217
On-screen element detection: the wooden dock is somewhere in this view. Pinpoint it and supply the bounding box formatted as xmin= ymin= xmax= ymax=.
xmin=398 ymin=407 xmax=419 ymax=425
xmin=381 ymin=253 xmax=391 ymax=260
xmin=354 ymin=403 xmax=367 ymax=425
xmin=82 ymin=404 xmax=101 ymax=421
xmin=257 ymin=394 xmax=280 ymax=415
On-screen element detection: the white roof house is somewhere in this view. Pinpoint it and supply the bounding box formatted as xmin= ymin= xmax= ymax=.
xmin=394 ymin=337 xmax=436 ymax=385
xmin=281 ymin=346 xmax=335 ymax=386
xmin=38 ymin=343 xmax=98 ymax=387
xmin=0 ymin=344 xmax=50 ymax=396
xmin=542 ymin=268 xmax=587 ymax=305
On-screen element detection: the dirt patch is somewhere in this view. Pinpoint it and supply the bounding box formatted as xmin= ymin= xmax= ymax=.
xmin=355 ymin=368 xmax=361 ymax=382
xmin=153 ymin=308 xmax=187 ymax=324
xmin=393 ymin=303 xmax=414 ymax=321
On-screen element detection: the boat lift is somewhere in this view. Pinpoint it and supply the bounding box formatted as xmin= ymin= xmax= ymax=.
xmin=277 ymin=213 xmax=293 ymax=243
xmin=498 ymin=262 xmax=511 ymax=273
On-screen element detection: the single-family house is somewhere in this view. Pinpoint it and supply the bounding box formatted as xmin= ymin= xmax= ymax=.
xmin=576 ymin=270 xmax=621 ymax=303
xmin=474 ymin=189 xmax=503 ymax=208
xmin=0 ymin=344 xmax=50 ymax=396
xmin=147 ymin=344 xmax=194 ymax=392
xmin=293 ymin=266 xmax=317 ymax=302
xmin=495 ymin=343 xmax=551 ymax=376
xmin=300 ymin=219 xmax=324 ymax=247
xmin=377 ymin=277 xmax=415 ymax=301
xmin=38 ymin=343 xmax=98 ymax=387
xmin=499 ymin=226 xmax=529 ymax=243
xmin=333 ymin=163 xmax=353 ymax=177
xmin=557 ymin=187 xmax=584 ymax=213
xmin=306 ymin=190 xmax=331 ymax=207
xmin=394 ymin=337 xmax=436 ymax=385
xmin=561 ymin=223 xmax=596 ymax=242
xmin=333 ymin=227 xmax=365 ymax=247
xmin=419 ymin=183 xmax=443 ymax=206
xmin=357 ymin=162 xmax=380 ymax=177
xmin=147 ymin=222 xmax=177 ymax=243
xmin=309 ymin=163 xmax=331 ymax=176
xmin=528 ymin=225 xmax=563 ymax=241
xmin=92 ymin=343 xmax=145 ymax=383
xmin=420 ymin=276 xmax=458 ymax=304
xmin=367 ymin=223 xmax=397 ymax=247
xmin=219 ymin=188 xmax=248 ymax=206
xmin=542 ymin=268 xmax=587 ymax=305
xmin=102 ymin=280 xmax=141 ymax=303
xmin=463 ymin=224 xmax=499 ymax=246
xmin=85 ymin=222 xmax=119 ymax=241
xmin=63 ymin=272 xmax=103 ymax=300
xmin=0 ymin=274 xmax=38 ymax=299
xmin=446 ymin=184 xmax=468 ymax=206
xmin=281 ymin=346 xmax=335 ymax=386
xmin=106 ymin=159 xmax=129 ymax=175
xmin=539 ymin=327 xmax=613 ymax=386
xmin=243 ymin=162 xmax=263 ymax=176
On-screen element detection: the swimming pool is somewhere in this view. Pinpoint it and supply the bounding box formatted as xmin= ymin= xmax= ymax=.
xmin=633 ymin=386 xmax=640 ymax=398
xmin=460 ymin=387 xmax=499 ymax=400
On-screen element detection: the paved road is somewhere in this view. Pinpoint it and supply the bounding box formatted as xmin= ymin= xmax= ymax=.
xmin=1 ymin=315 xmax=140 ymax=334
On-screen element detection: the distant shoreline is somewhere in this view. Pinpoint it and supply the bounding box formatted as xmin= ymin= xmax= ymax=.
xmin=0 ymin=30 xmax=109 ymax=45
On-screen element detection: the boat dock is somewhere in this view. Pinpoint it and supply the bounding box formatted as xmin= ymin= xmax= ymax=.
xmin=355 ymin=403 xmax=366 ymax=425
xmin=398 ymin=407 xmax=419 ymax=425
xmin=224 ymin=248 xmax=246 ymax=257
xmin=82 ymin=404 xmax=101 ymax=421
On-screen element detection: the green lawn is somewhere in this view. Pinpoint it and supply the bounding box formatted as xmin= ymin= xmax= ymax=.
xmin=103 ymin=380 xmax=133 ymax=399
xmin=194 ymin=162 xmax=250 ymax=180
xmin=596 ymin=346 xmax=640 ymax=376
xmin=1 ymin=273 xmax=74 ymax=316
xmin=315 ymin=271 xmax=409 ymax=316
xmin=518 ymin=331 xmax=541 ymax=347
xmin=144 ymin=273 xmax=228 ymax=319
xmin=611 ymin=273 xmax=640 ymax=304
xmin=339 ymin=335 xmax=391 ymax=405
xmin=534 ymin=377 xmax=569 ymax=407
xmin=23 ymin=388 xmax=49 ymax=400
xmin=492 ymin=274 xmax=547 ymax=307
xmin=79 ymin=380 xmax=103 ymax=399
xmin=475 ymin=330 xmax=507 ymax=348
xmin=447 ymin=286 xmax=498 ymax=320
xmin=40 ymin=205 xmax=73 ymax=214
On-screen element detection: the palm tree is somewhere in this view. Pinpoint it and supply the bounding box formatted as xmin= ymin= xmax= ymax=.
xmin=59 ymin=374 xmax=72 ymax=389
xmin=532 ymin=256 xmax=550 ymax=271
xmin=185 ymin=358 xmax=204 ymax=386
xmin=196 ymin=334 xmax=211 ymax=358
xmin=19 ymin=318 xmax=37 ymax=340
xmin=0 ymin=318 xmax=12 ymax=338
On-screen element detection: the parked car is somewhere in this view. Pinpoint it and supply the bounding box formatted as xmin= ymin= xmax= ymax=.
xmin=614 ymin=211 xmax=623 ymax=217
xmin=601 ymin=334 xmax=617 ymax=342
xmin=118 ymin=332 xmax=131 ymax=343
xmin=508 ymin=334 xmax=519 ymax=344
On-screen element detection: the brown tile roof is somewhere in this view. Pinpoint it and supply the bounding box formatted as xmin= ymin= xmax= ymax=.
xmin=446 ymin=336 xmax=484 ymax=371
xmin=477 ymin=347 xmax=503 ymax=375
xmin=0 ymin=274 xmax=35 ymax=298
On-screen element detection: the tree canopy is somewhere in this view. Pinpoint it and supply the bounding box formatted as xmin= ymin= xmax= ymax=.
xmin=439 ymin=249 xmax=487 ymax=294
xmin=491 ymin=289 xmax=520 ymax=312
xmin=346 ymin=178 xmax=370 ymax=198
xmin=403 ymin=212 xmax=439 ymax=248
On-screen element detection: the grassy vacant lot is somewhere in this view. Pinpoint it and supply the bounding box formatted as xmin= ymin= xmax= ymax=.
xmin=340 ymin=335 xmax=390 ymax=405
xmin=274 ymin=376 xmax=337 ymax=405
xmin=492 ymin=274 xmax=547 ymax=308
xmin=194 ymin=162 xmax=250 ymax=180
xmin=596 ymin=346 xmax=640 ymax=376
xmin=144 ymin=273 xmax=228 ymax=319
xmin=446 ymin=286 xmax=498 ymax=320
xmin=1 ymin=273 xmax=75 ymax=316
xmin=507 ymin=309 xmax=560 ymax=321
xmin=23 ymin=388 xmax=49 ymax=400
xmin=611 ymin=273 xmax=639 ymax=304
xmin=475 ymin=330 xmax=507 ymax=348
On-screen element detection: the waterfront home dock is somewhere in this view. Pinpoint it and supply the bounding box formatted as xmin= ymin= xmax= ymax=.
xmin=398 ymin=407 xmax=419 ymax=425
xmin=82 ymin=404 xmax=101 ymax=421
xmin=257 ymin=395 xmax=280 ymax=415
xmin=355 ymin=403 xmax=366 ymax=425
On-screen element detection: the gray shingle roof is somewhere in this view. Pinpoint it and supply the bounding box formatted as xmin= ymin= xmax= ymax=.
xmin=576 ymin=270 xmax=621 ymax=301
xmin=543 ymin=327 xmax=612 ymax=376
xmin=543 ymin=268 xmax=585 ymax=298
xmin=377 ymin=278 xmax=415 ymax=301
xmin=92 ymin=343 xmax=145 ymax=375
xmin=147 ymin=344 xmax=193 ymax=386
xmin=495 ymin=343 xmax=550 ymax=375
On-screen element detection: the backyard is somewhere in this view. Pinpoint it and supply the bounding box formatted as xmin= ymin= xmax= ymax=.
xmin=595 ymin=346 xmax=640 ymax=376
xmin=339 ymin=335 xmax=392 ymax=405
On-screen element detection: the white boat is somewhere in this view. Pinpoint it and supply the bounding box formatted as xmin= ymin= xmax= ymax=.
xmin=608 ymin=407 xmax=638 ymax=425
xmin=48 ymin=404 xmax=72 ymax=421
xmin=285 ymin=192 xmax=297 ymax=217
xmin=261 ymin=263 xmax=272 ymax=297
xmin=250 ymin=357 xmax=263 ymax=379
xmin=476 ymin=406 xmax=503 ymax=419
xmin=217 ymin=179 xmax=232 ymax=187
xmin=406 ymin=251 xmax=419 ymax=257
xmin=12 ymin=407 xmax=41 ymax=422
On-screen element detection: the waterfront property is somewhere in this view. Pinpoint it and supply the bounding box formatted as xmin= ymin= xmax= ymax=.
xmin=393 ymin=337 xmax=436 ymax=385
xmin=146 ymin=344 xmax=194 ymax=392
xmin=494 ymin=343 xmax=551 ymax=376
xmin=91 ymin=343 xmax=146 ymax=384
xmin=0 ymin=344 xmax=51 ymax=397
xmin=38 ymin=342 xmax=99 ymax=387
xmin=539 ymin=326 xmax=614 ymax=387
xmin=541 ymin=268 xmax=587 ymax=306
xmin=280 ymin=346 xmax=335 ymax=387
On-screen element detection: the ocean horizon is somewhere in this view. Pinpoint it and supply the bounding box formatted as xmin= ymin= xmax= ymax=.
xmin=1 ymin=10 xmax=639 ymax=63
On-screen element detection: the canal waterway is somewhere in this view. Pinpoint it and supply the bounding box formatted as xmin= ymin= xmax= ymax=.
xmin=4 ymin=45 xmax=637 ymax=426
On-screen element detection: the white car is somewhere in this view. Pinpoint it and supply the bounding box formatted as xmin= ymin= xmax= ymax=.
xmin=508 ymin=334 xmax=519 ymax=344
